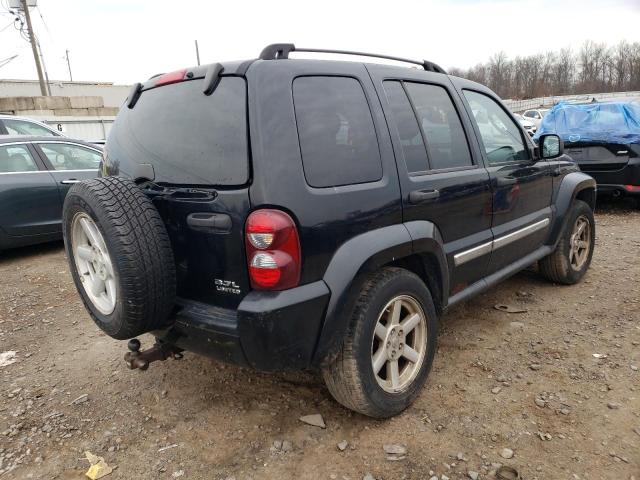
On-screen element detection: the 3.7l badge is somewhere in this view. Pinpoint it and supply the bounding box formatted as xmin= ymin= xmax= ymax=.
xmin=214 ymin=278 xmax=241 ymax=295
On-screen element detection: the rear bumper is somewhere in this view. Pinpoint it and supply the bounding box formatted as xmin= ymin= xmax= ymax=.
xmin=153 ymin=280 xmax=330 ymax=371
xmin=596 ymin=184 xmax=640 ymax=196
xmin=580 ymin=158 xmax=640 ymax=194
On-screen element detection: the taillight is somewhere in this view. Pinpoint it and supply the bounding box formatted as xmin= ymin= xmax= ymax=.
xmin=155 ymin=69 xmax=188 ymax=87
xmin=245 ymin=209 xmax=301 ymax=290
xmin=624 ymin=185 xmax=640 ymax=192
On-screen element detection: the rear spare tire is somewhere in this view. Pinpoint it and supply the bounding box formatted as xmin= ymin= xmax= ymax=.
xmin=62 ymin=176 xmax=176 ymax=339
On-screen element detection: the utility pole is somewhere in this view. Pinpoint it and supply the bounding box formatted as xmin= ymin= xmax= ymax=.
xmin=21 ymin=0 xmax=47 ymax=96
xmin=36 ymin=38 xmax=52 ymax=95
xmin=195 ymin=40 xmax=200 ymax=66
xmin=65 ymin=49 xmax=73 ymax=81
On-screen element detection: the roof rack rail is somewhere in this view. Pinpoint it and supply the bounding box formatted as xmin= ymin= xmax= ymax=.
xmin=258 ymin=43 xmax=447 ymax=74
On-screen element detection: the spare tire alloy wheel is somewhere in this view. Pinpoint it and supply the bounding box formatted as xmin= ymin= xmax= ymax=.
xmin=372 ymin=295 xmax=427 ymax=393
xmin=71 ymin=213 xmax=116 ymax=315
xmin=63 ymin=177 xmax=176 ymax=340
xmin=569 ymin=215 xmax=591 ymax=271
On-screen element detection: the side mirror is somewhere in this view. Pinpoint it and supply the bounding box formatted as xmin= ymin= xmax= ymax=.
xmin=539 ymin=134 xmax=563 ymax=160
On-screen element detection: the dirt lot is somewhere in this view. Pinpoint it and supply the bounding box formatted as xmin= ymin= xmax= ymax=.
xmin=1 ymin=200 xmax=639 ymax=480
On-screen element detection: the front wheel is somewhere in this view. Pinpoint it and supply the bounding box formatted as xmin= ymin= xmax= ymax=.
xmin=539 ymin=199 xmax=595 ymax=285
xmin=322 ymin=267 xmax=438 ymax=418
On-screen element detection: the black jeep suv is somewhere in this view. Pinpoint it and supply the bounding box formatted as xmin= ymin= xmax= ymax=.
xmin=62 ymin=44 xmax=596 ymax=418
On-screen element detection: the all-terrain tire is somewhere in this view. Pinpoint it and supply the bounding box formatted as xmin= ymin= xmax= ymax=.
xmin=539 ymin=199 xmax=595 ymax=285
xmin=62 ymin=176 xmax=176 ymax=339
xmin=322 ymin=267 xmax=438 ymax=418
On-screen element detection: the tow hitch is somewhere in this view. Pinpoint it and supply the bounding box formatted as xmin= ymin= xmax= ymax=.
xmin=124 ymin=338 xmax=183 ymax=371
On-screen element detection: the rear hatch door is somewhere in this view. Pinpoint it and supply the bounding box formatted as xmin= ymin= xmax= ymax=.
xmin=104 ymin=71 xmax=251 ymax=309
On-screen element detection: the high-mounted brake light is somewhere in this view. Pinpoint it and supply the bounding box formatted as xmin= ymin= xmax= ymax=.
xmin=245 ymin=209 xmax=301 ymax=290
xmin=154 ymin=69 xmax=188 ymax=87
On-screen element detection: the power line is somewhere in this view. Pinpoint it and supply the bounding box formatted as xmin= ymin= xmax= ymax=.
xmin=0 ymin=18 xmax=14 ymax=32
xmin=35 ymin=5 xmax=53 ymax=41
xmin=0 ymin=54 xmax=18 ymax=68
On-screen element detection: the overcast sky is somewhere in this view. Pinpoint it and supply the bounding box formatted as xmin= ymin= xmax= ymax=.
xmin=1 ymin=0 xmax=639 ymax=85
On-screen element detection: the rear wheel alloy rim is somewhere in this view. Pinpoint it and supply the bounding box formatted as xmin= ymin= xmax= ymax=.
xmin=71 ymin=213 xmax=116 ymax=315
xmin=371 ymin=295 xmax=428 ymax=393
xmin=569 ymin=215 xmax=591 ymax=271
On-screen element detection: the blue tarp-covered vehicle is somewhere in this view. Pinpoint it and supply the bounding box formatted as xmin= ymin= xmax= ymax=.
xmin=534 ymin=101 xmax=640 ymax=197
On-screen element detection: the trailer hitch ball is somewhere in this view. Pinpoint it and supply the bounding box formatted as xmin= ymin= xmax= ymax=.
xmin=124 ymin=338 xmax=183 ymax=371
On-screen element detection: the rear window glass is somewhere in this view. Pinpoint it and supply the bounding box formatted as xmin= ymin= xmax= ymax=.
xmin=293 ymin=76 xmax=382 ymax=188
xmin=107 ymin=77 xmax=248 ymax=186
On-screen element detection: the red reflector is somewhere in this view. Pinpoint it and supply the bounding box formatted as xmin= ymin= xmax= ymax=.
xmin=249 ymin=263 xmax=282 ymax=288
xmin=154 ymin=69 xmax=187 ymax=87
xmin=624 ymin=184 xmax=640 ymax=192
xmin=245 ymin=209 xmax=300 ymax=291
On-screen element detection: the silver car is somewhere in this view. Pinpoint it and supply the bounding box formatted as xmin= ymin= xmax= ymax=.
xmin=0 ymin=114 xmax=64 ymax=137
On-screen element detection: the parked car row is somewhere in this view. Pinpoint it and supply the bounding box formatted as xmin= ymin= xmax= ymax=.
xmin=2 ymin=44 xmax=615 ymax=419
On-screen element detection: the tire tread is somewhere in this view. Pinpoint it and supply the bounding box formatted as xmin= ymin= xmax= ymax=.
xmin=63 ymin=177 xmax=176 ymax=339
xmin=323 ymin=267 xmax=435 ymax=418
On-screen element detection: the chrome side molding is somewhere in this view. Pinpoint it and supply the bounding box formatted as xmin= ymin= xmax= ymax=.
xmin=454 ymin=218 xmax=550 ymax=266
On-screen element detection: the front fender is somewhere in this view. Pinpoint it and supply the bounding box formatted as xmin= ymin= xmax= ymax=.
xmin=548 ymin=172 xmax=596 ymax=245
xmin=311 ymin=221 xmax=447 ymax=366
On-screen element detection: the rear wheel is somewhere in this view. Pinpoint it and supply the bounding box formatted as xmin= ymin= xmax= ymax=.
xmin=322 ymin=267 xmax=438 ymax=418
xmin=539 ymin=199 xmax=595 ymax=285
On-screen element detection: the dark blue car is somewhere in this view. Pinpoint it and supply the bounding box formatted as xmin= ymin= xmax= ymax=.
xmin=0 ymin=136 xmax=102 ymax=250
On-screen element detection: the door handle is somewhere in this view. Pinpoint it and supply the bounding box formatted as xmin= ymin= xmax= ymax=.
xmin=186 ymin=212 xmax=232 ymax=232
xmin=496 ymin=177 xmax=517 ymax=187
xmin=408 ymin=189 xmax=440 ymax=204
xmin=60 ymin=179 xmax=80 ymax=185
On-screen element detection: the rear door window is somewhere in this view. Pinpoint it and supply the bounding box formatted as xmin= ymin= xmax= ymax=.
xmin=0 ymin=144 xmax=40 ymax=173
xmin=404 ymin=82 xmax=473 ymax=170
xmin=108 ymin=77 xmax=248 ymax=186
xmin=384 ymin=81 xmax=473 ymax=172
xmin=293 ymin=76 xmax=382 ymax=188
xmin=3 ymin=119 xmax=57 ymax=136
xmin=383 ymin=81 xmax=429 ymax=173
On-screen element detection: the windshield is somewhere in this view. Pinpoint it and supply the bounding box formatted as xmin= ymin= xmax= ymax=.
xmin=105 ymin=77 xmax=249 ymax=186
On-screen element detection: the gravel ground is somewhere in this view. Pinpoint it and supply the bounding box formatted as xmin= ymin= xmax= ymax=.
xmin=0 ymin=200 xmax=638 ymax=480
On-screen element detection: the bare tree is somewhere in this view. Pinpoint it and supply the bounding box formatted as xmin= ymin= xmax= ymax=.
xmin=553 ymin=48 xmax=576 ymax=95
xmin=449 ymin=40 xmax=640 ymax=98
xmin=488 ymin=51 xmax=510 ymax=97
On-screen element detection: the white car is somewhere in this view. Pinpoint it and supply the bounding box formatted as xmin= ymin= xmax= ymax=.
xmin=522 ymin=108 xmax=549 ymax=129
xmin=514 ymin=113 xmax=537 ymax=137
xmin=0 ymin=114 xmax=64 ymax=137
